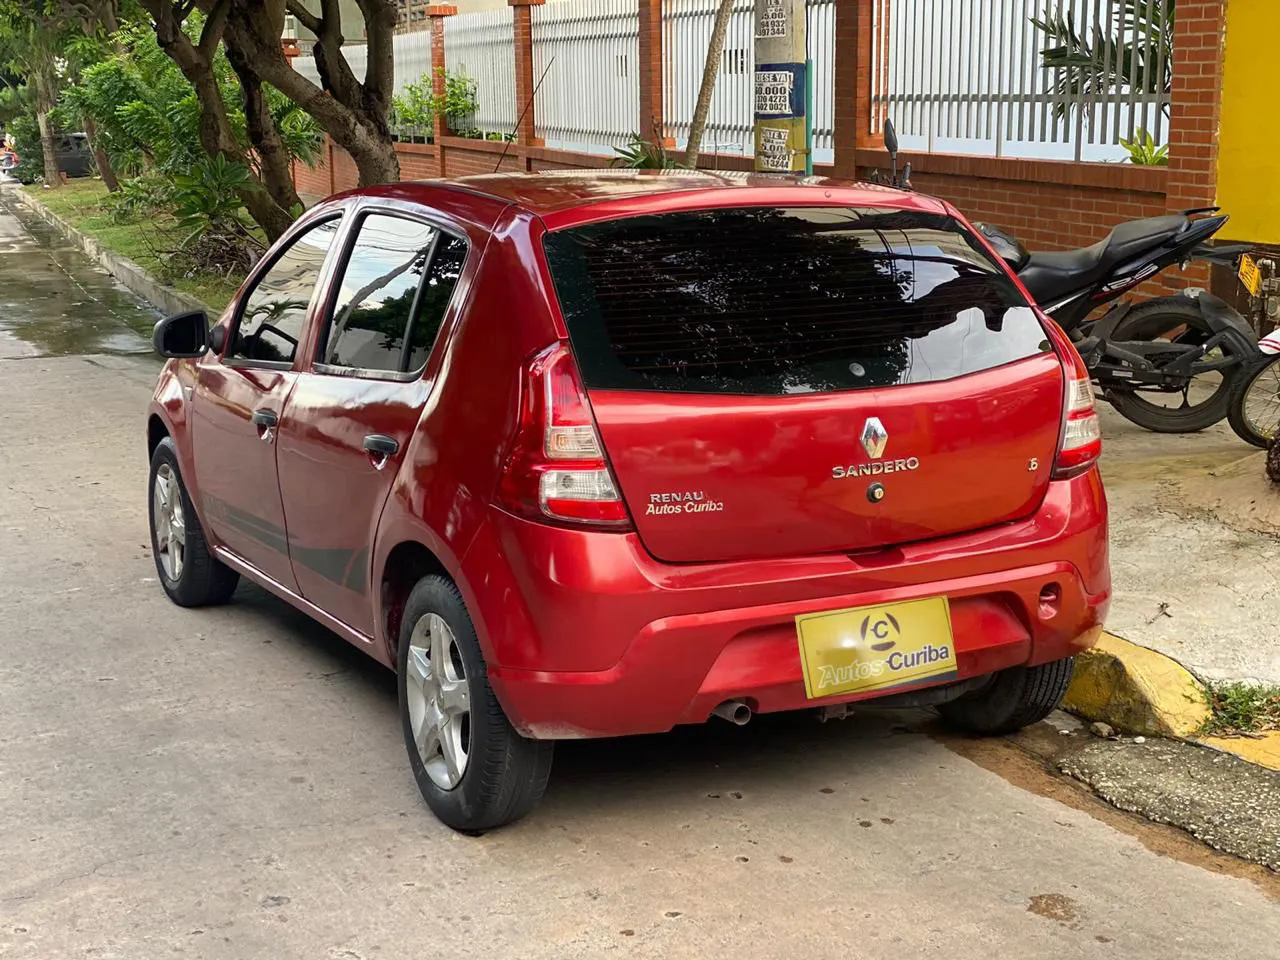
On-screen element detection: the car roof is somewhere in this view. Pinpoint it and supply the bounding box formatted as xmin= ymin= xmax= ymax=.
xmin=342 ymin=169 xmax=950 ymax=230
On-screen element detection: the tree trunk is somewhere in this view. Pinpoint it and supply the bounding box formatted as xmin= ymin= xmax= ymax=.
xmin=226 ymin=0 xmax=401 ymax=187
xmin=683 ymin=0 xmax=734 ymax=168
xmin=351 ymin=137 xmax=400 ymax=186
xmin=35 ymin=101 xmax=60 ymax=188
xmin=144 ymin=0 xmax=295 ymax=240
xmin=81 ymin=117 xmax=120 ymax=192
xmin=224 ymin=43 xmax=302 ymax=216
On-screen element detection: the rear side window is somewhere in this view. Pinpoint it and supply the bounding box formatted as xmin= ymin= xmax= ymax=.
xmin=542 ymin=207 xmax=1050 ymax=395
xmin=319 ymin=213 xmax=468 ymax=376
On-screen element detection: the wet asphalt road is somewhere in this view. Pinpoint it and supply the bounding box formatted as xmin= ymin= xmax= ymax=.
xmin=0 ymin=189 xmax=154 ymax=359
xmin=1 ymin=192 xmax=1278 ymax=959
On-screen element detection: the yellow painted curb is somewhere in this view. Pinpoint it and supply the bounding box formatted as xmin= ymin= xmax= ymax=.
xmin=1063 ymin=632 xmax=1210 ymax=738
xmin=1198 ymin=732 xmax=1280 ymax=772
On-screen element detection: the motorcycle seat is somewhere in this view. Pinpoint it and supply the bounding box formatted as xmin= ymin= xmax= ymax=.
xmin=1019 ymin=215 xmax=1187 ymax=306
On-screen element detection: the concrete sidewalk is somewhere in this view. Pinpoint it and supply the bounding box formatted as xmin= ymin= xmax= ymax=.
xmin=1099 ymin=406 xmax=1280 ymax=686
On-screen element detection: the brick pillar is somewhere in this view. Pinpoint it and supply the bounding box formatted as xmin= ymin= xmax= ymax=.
xmin=426 ymin=4 xmax=457 ymax=177
xmin=510 ymin=0 xmax=545 ymax=151
xmin=638 ymin=0 xmax=665 ymax=144
xmin=833 ymin=0 xmax=885 ymax=180
xmin=1165 ymin=0 xmax=1227 ymax=214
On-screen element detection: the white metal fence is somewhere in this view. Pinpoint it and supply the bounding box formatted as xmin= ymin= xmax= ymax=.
xmin=663 ymin=0 xmax=835 ymax=164
xmin=444 ymin=9 xmax=518 ymax=135
xmin=871 ymin=0 xmax=1173 ymax=162
xmin=533 ymin=0 xmax=640 ymax=153
xmin=294 ymin=1 xmax=838 ymax=161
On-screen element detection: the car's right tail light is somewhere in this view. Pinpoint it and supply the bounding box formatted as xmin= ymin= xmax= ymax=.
xmin=1056 ymin=375 xmax=1103 ymax=479
xmin=1045 ymin=318 xmax=1102 ymax=479
xmin=496 ymin=342 xmax=633 ymax=530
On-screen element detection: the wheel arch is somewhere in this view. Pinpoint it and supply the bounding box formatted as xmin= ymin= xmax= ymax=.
xmin=147 ymin=413 xmax=170 ymax=457
xmin=378 ymin=539 xmax=456 ymax=667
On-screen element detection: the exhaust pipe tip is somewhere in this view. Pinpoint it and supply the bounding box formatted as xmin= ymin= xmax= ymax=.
xmin=712 ymin=699 xmax=752 ymax=726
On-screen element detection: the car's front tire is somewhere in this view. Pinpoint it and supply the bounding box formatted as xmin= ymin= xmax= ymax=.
xmin=148 ymin=437 xmax=239 ymax=607
xmin=937 ymin=657 xmax=1075 ymax=735
xmin=398 ymin=575 xmax=553 ymax=832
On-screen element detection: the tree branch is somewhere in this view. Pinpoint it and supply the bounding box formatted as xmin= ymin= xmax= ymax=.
xmin=319 ymin=0 xmax=342 ymax=42
xmin=355 ymin=0 xmax=395 ymax=112
xmin=284 ymin=0 xmax=320 ymax=37
xmin=197 ymin=0 xmax=230 ymax=60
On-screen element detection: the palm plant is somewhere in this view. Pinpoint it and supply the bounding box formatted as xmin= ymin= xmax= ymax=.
xmin=1032 ymin=0 xmax=1174 ymax=120
xmin=611 ymin=132 xmax=684 ymax=170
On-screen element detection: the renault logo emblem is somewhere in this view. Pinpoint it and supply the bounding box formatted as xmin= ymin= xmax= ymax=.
xmin=861 ymin=417 xmax=888 ymax=459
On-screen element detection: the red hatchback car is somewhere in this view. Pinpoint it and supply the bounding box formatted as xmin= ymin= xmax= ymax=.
xmin=147 ymin=171 xmax=1110 ymax=831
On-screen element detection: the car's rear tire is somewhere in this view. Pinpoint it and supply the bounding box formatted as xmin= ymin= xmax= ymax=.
xmin=397 ymin=575 xmax=553 ymax=833
xmin=937 ymin=657 xmax=1075 ymax=735
xmin=148 ymin=437 xmax=239 ymax=607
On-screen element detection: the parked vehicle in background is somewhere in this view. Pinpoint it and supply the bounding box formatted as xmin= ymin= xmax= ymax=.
xmin=54 ymin=134 xmax=93 ymax=178
xmin=977 ymin=212 xmax=1262 ymax=434
xmin=146 ymin=171 xmax=1111 ymax=832
xmin=7 ymin=133 xmax=93 ymax=184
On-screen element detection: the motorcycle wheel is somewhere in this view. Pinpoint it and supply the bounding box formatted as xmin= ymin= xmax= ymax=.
xmin=1106 ymin=298 xmax=1244 ymax=433
xmin=1226 ymin=353 xmax=1280 ymax=449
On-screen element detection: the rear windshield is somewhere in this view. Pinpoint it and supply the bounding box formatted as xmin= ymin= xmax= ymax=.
xmin=542 ymin=206 xmax=1051 ymax=395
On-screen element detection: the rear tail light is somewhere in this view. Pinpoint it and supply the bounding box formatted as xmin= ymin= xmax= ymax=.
xmin=497 ymin=343 xmax=633 ymax=529
xmin=1045 ymin=318 xmax=1102 ymax=479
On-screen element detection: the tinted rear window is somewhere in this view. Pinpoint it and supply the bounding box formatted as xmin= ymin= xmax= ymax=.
xmin=542 ymin=207 xmax=1050 ymax=395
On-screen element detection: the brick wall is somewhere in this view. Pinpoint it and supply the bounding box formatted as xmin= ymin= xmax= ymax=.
xmin=854 ymin=150 xmax=1168 ymax=251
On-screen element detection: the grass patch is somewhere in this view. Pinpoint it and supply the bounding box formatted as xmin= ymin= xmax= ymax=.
xmin=1202 ymin=682 xmax=1280 ymax=736
xmin=22 ymin=180 xmax=243 ymax=311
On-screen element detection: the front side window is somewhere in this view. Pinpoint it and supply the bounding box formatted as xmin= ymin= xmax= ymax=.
xmin=230 ymin=218 xmax=342 ymax=365
xmin=318 ymin=213 xmax=468 ymax=376
xmin=542 ymin=206 xmax=1050 ymax=395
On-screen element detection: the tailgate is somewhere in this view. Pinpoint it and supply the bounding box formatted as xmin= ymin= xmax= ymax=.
xmin=541 ymin=203 xmax=1066 ymax=563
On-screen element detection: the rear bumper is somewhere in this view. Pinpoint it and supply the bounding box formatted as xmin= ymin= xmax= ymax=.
xmin=467 ymin=471 xmax=1110 ymax=739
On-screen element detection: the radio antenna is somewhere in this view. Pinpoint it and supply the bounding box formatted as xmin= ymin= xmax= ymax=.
xmin=494 ymin=55 xmax=556 ymax=173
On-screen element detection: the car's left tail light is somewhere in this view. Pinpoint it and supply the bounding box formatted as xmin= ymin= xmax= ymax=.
xmin=497 ymin=342 xmax=633 ymax=529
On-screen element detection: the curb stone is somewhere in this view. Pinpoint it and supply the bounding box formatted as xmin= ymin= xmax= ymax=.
xmin=9 ymin=186 xmax=216 ymax=319
xmin=1064 ymin=631 xmax=1210 ymax=738
xmin=1064 ymin=631 xmax=1280 ymax=772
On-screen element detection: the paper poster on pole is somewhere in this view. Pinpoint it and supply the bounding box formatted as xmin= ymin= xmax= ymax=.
xmin=754 ymin=62 xmax=806 ymax=119
xmin=756 ymin=0 xmax=788 ymax=38
xmin=755 ymin=119 xmax=805 ymax=173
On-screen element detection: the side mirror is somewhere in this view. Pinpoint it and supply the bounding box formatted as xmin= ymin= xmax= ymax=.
xmin=209 ymin=323 xmax=227 ymax=355
xmin=153 ymin=310 xmax=210 ymax=359
xmin=883 ymin=118 xmax=899 ymax=161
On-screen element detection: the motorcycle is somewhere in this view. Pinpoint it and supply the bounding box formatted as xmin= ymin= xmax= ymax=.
xmin=872 ymin=118 xmax=1261 ymax=434
xmin=977 ymin=214 xmax=1260 ymax=433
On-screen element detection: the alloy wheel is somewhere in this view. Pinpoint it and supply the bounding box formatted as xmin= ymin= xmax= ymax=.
xmin=152 ymin=463 xmax=186 ymax=581
xmin=404 ymin=613 xmax=471 ymax=790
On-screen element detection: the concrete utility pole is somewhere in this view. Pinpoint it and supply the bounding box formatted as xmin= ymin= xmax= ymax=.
xmin=753 ymin=0 xmax=808 ymax=174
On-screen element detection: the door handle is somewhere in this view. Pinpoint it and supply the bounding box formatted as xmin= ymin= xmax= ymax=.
xmin=252 ymin=408 xmax=278 ymax=443
xmin=363 ymin=434 xmax=399 ymax=457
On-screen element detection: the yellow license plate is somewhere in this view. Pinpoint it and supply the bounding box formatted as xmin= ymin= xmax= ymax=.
xmin=1239 ymin=254 xmax=1263 ymax=298
xmin=796 ymin=596 xmax=957 ymax=699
